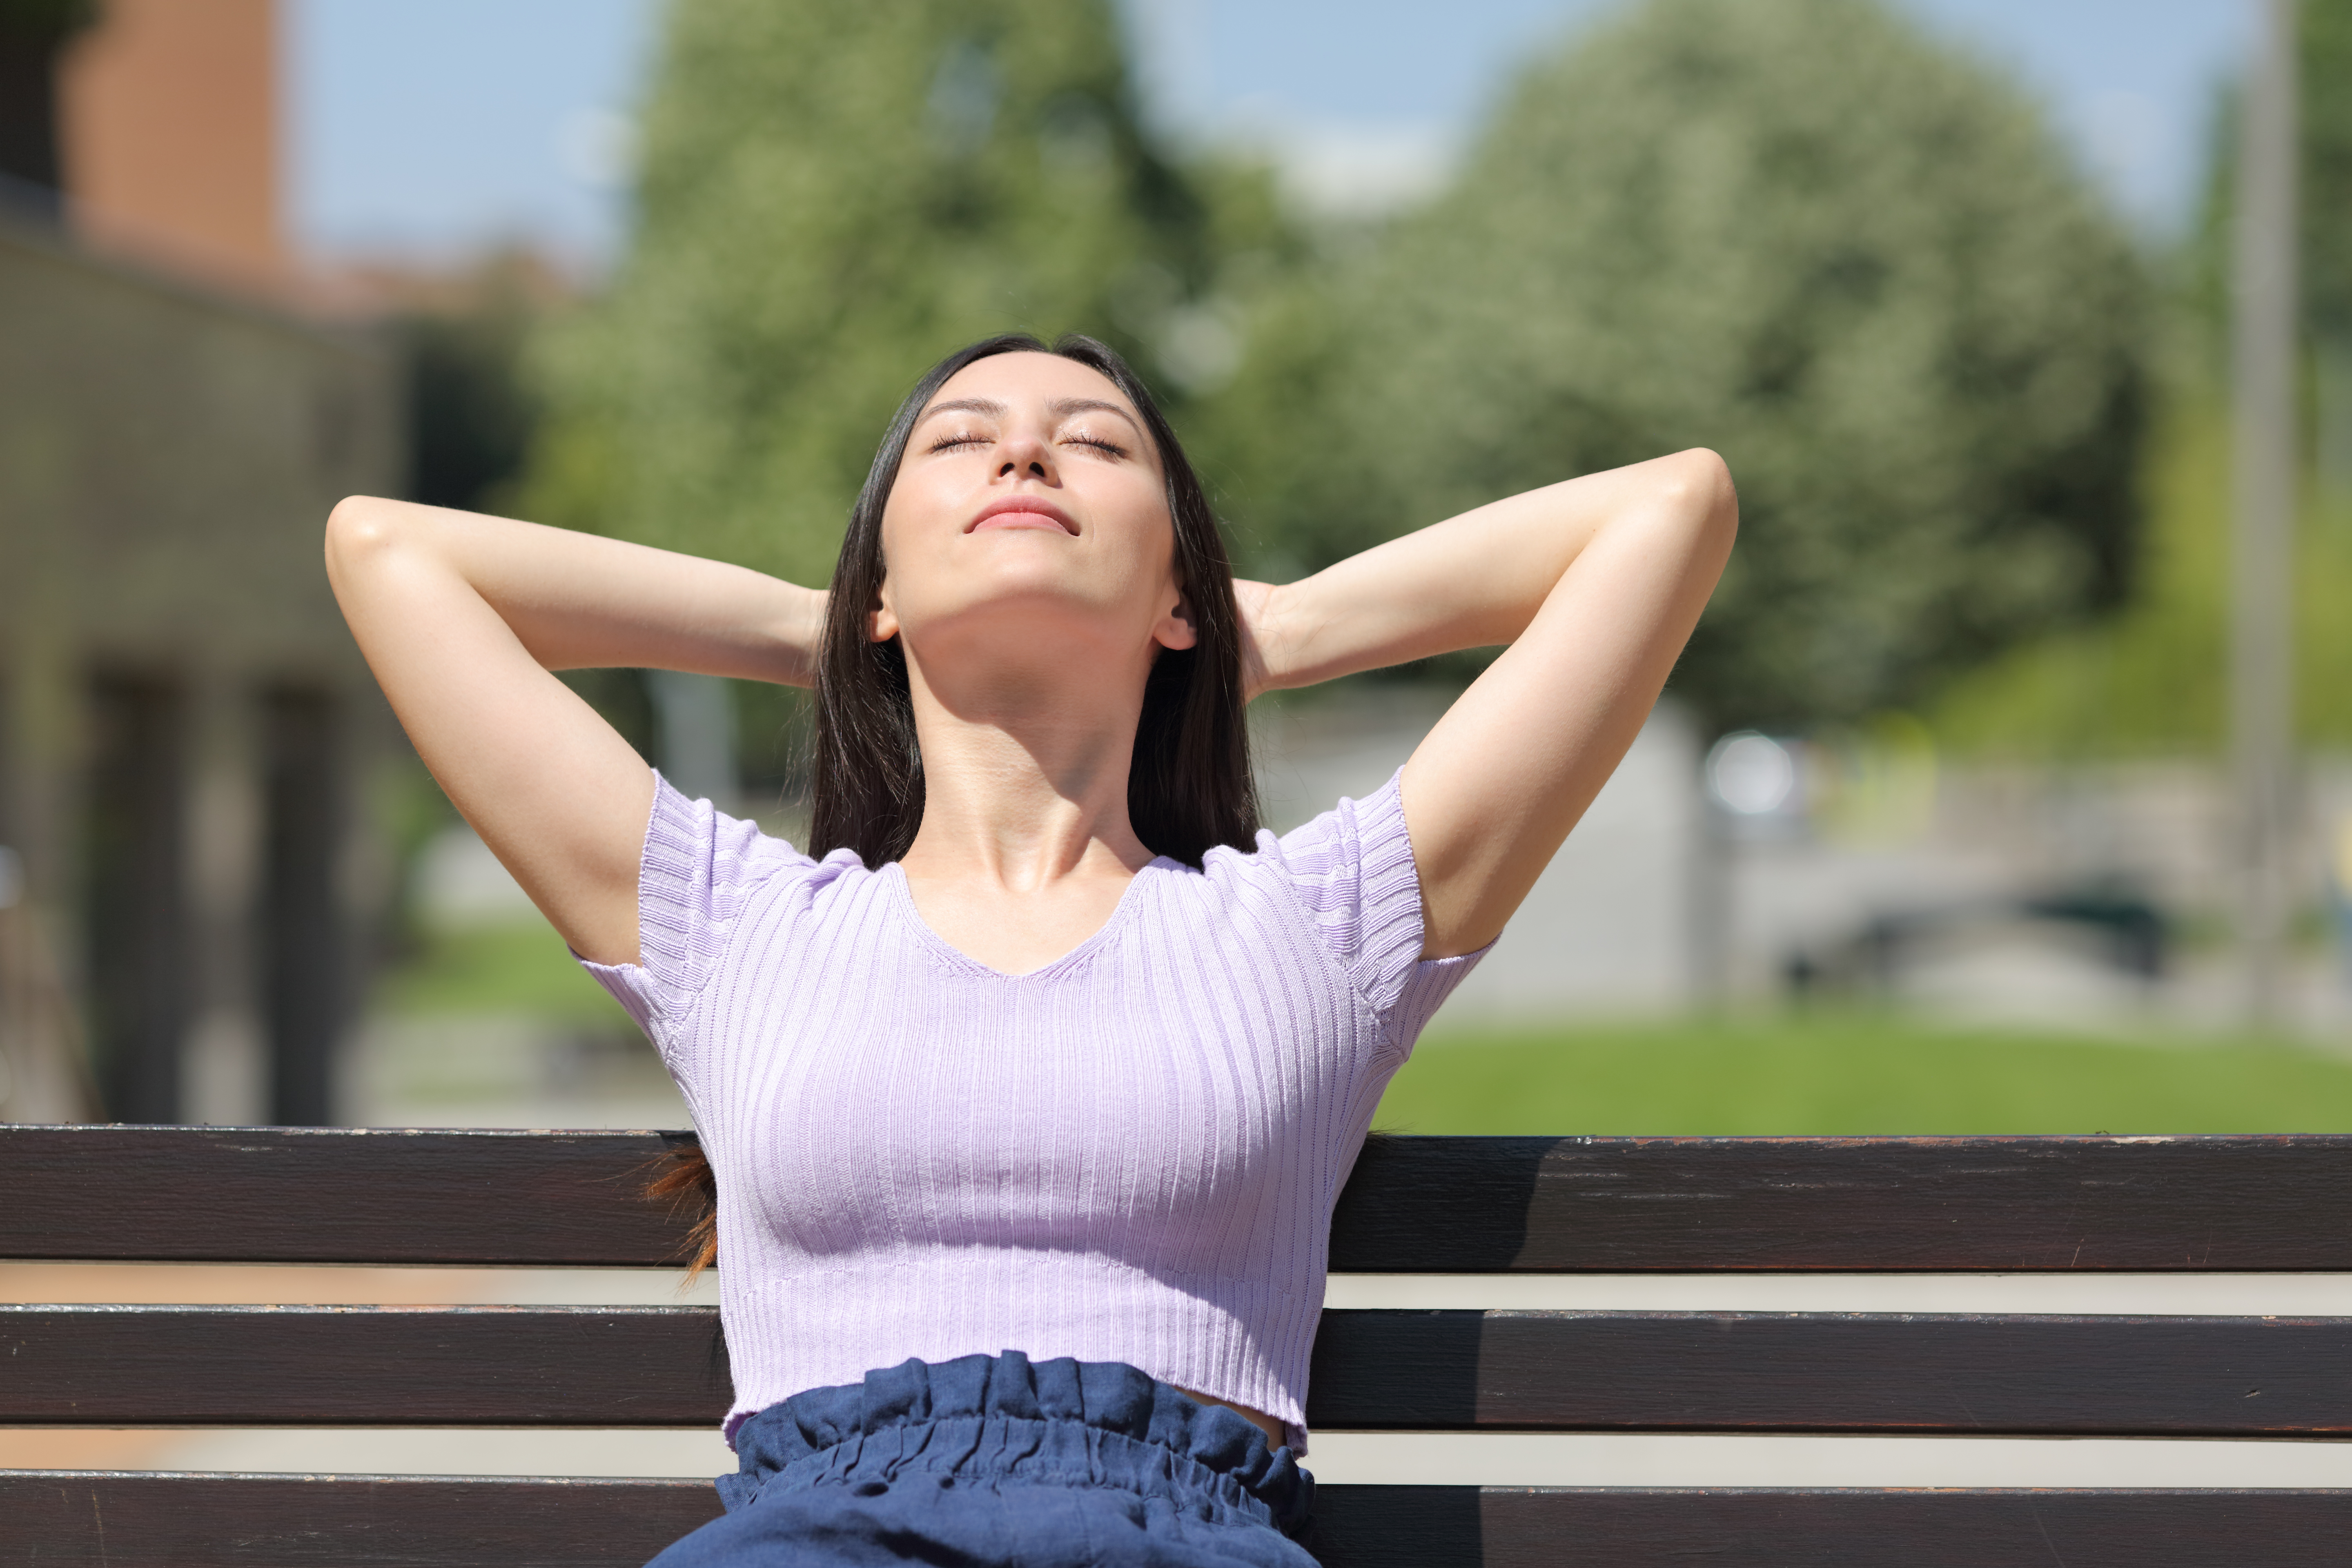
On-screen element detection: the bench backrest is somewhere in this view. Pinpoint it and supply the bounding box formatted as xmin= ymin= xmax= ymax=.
xmin=6 ymin=1127 xmax=2351 ymax=1566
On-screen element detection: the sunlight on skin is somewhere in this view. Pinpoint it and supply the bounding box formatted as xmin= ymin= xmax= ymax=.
xmin=878 ymin=354 xmax=1202 ymax=980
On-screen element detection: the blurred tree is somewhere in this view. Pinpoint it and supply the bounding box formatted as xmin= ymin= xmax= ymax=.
xmin=2303 ymin=0 xmax=2352 ymax=348
xmin=1933 ymin=0 xmax=2352 ymax=760
xmin=521 ymin=0 xmax=1215 ymax=590
xmin=2305 ymin=0 xmax=2352 ymax=490
xmin=1932 ymin=388 xmax=2352 ymax=760
xmin=2186 ymin=2 xmax=2352 ymax=375
xmin=1208 ymin=0 xmax=2149 ymax=731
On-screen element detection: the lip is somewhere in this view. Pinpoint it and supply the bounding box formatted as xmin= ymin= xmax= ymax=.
xmin=966 ymin=496 xmax=1078 ymax=536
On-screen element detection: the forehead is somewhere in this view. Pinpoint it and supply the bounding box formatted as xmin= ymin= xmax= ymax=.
xmin=921 ymin=352 xmax=1138 ymax=422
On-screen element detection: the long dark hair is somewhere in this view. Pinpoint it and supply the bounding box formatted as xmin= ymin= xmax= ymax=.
xmin=809 ymin=332 xmax=1258 ymax=868
xmin=650 ymin=336 xmax=1259 ymax=1274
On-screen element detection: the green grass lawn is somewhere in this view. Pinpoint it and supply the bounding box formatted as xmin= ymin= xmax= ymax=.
xmin=1377 ymin=1013 xmax=2352 ymax=1135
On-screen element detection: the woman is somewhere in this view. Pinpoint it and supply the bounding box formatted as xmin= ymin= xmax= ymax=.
xmin=327 ymin=332 xmax=1734 ymax=1566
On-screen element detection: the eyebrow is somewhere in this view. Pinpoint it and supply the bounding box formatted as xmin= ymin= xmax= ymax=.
xmin=920 ymin=397 xmax=1007 ymax=421
xmin=1046 ymin=397 xmax=1145 ymax=436
xmin=916 ymin=394 xmax=1146 ymax=439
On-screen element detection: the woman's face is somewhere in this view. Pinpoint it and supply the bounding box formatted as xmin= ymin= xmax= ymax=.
xmin=873 ymin=352 xmax=1196 ymax=675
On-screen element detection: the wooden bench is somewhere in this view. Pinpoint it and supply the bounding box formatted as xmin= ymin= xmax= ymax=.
xmin=5 ymin=1125 xmax=2351 ymax=1565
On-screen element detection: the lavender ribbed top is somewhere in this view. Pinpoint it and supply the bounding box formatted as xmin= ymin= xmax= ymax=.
xmin=580 ymin=768 xmax=1486 ymax=1450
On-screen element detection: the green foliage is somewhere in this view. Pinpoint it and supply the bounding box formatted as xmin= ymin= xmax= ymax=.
xmin=1381 ymin=1013 xmax=2352 ymax=1134
xmin=376 ymin=918 xmax=635 ymax=1029
xmin=1931 ymin=392 xmax=2225 ymax=757
xmin=1204 ymin=0 xmax=2150 ymax=731
xmin=1937 ymin=0 xmax=2352 ymax=761
xmin=519 ymin=0 xmax=2163 ymax=738
xmin=1932 ymin=384 xmax=2352 ymax=757
xmin=523 ymin=0 xmax=1215 ymax=587
xmin=2307 ymin=0 xmax=2352 ymax=344
xmin=2181 ymin=0 xmax=2352 ymax=344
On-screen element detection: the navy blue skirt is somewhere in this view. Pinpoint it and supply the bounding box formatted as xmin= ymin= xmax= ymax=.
xmin=647 ymin=1351 xmax=1319 ymax=1566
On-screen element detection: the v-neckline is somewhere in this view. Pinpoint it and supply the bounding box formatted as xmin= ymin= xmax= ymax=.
xmin=884 ymin=856 xmax=1177 ymax=980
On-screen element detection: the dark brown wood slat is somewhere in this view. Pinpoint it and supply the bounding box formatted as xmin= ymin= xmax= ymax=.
xmin=1306 ymin=1310 xmax=2352 ymax=1434
xmin=0 ymin=1126 xmax=693 ymax=1266
xmin=1329 ymin=1132 xmax=2352 ymax=1272
xmin=11 ymin=1127 xmax=2352 ymax=1271
xmin=13 ymin=1304 xmax=2352 ymax=1436
xmin=8 ymin=1475 xmax=2352 ymax=1568
xmin=0 ymin=1305 xmax=731 ymax=1425
xmin=0 ymin=1472 xmax=722 ymax=1568
xmin=1312 ymin=1486 xmax=2352 ymax=1568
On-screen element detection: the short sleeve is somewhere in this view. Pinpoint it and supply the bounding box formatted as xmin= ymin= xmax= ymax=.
xmin=575 ymin=771 xmax=813 ymax=1064
xmin=1272 ymin=769 xmax=1490 ymax=1055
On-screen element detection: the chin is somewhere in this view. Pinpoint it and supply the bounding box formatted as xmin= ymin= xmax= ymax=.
xmin=905 ymin=583 xmax=1132 ymax=658
xmin=958 ymin=550 xmax=1096 ymax=604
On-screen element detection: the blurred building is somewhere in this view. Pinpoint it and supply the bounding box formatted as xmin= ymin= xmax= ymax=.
xmin=1253 ymin=694 xmax=1711 ymax=1020
xmin=0 ymin=0 xmax=401 ymax=1126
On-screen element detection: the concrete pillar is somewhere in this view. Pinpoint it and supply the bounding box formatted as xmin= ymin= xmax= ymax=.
xmin=649 ymin=670 xmax=738 ymax=813
xmin=183 ymin=670 xmax=265 ymax=1126
xmin=259 ymin=685 xmax=343 ymax=1125
xmin=0 ymin=623 xmax=97 ymax=1123
xmin=84 ymin=670 xmax=194 ymax=1122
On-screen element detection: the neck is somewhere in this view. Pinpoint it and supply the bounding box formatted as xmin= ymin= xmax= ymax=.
xmin=896 ymin=640 xmax=1155 ymax=889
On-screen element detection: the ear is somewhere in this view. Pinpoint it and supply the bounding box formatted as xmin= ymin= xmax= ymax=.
xmin=869 ymin=586 xmax=900 ymax=644
xmin=1153 ymin=589 xmax=1199 ymax=653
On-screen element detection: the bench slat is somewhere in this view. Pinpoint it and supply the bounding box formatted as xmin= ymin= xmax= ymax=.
xmin=1326 ymin=1132 xmax=2352 ymax=1272
xmin=0 ymin=1472 xmax=720 ymax=1568
xmin=12 ymin=1305 xmax=2352 ymax=1436
xmin=1306 ymin=1309 xmax=2352 ymax=1434
xmin=1314 ymin=1485 xmax=2352 ymax=1568
xmin=0 ymin=1127 xmax=688 ymax=1267
xmin=6 ymin=1473 xmax=2350 ymax=1568
xmin=10 ymin=1127 xmax=2352 ymax=1271
xmin=0 ymin=1305 xmax=729 ymax=1426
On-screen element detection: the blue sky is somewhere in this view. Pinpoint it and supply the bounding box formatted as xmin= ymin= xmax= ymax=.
xmin=285 ymin=0 xmax=2248 ymax=267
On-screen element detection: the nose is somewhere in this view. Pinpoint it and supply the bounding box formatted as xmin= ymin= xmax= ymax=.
xmin=996 ymin=428 xmax=1058 ymax=486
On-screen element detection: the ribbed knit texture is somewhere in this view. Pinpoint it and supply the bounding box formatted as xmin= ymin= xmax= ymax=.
xmin=580 ymin=769 xmax=1486 ymax=1453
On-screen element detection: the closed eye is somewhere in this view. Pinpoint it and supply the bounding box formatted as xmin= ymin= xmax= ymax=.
xmin=927 ymin=430 xmax=990 ymax=452
xmin=1065 ymin=434 xmax=1128 ymax=458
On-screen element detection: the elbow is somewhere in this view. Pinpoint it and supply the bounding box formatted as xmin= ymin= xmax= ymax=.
xmin=1664 ymin=447 xmax=1737 ymax=544
xmin=323 ymin=494 xmax=411 ymax=577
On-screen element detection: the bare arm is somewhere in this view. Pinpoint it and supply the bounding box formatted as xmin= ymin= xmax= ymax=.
xmin=323 ymin=497 xmax=824 ymax=964
xmin=1241 ymin=450 xmax=1737 ymax=957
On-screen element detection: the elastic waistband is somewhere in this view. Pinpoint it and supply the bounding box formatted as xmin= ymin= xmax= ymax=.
xmin=719 ymin=1351 xmax=1312 ymax=1537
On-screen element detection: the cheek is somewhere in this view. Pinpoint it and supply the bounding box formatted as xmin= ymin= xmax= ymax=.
xmin=875 ymin=491 xmax=948 ymax=593
xmin=1086 ymin=480 xmax=1176 ymax=581
xmin=1125 ymin=511 xmax=1183 ymax=597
